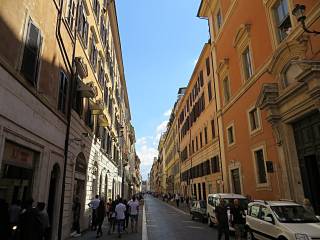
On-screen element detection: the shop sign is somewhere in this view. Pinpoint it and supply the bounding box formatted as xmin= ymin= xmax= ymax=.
xmin=3 ymin=141 xmax=35 ymax=169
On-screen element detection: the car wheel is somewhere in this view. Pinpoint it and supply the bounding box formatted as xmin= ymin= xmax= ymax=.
xmin=208 ymin=216 xmax=213 ymax=227
xmin=247 ymin=228 xmax=255 ymax=240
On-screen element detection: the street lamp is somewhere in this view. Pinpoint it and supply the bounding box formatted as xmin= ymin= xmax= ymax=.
xmin=292 ymin=4 xmax=320 ymax=35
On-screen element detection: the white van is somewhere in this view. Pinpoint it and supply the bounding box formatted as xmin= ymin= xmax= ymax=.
xmin=207 ymin=193 xmax=248 ymax=229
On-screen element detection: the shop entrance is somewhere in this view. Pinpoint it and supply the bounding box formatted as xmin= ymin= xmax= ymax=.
xmin=73 ymin=153 xmax=87 ymax=210
xmin=0 ymin=141 xmax=37 ymax=204
xmin=293 ymin=111 xmax=320 ymax=214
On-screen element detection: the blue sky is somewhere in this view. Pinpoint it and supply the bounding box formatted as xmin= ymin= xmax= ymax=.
xmin=116 ymin=0 xmax=209 ymax=180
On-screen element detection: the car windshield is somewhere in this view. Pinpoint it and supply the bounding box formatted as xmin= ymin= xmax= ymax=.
xmin=271 ymin=205 xmax=320 ymax=223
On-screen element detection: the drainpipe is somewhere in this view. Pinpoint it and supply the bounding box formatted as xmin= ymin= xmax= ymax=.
xmin=57 ymin=1 xmax=79 ymax=239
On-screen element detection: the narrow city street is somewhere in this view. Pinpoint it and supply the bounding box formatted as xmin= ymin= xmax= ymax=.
xmin=145 ymin=195 xmax=221 ymax=240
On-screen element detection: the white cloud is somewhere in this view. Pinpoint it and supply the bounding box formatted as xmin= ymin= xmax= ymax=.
xmin=155 ymin=120 xmax=168 ymax=141
xmin=136 ymin=120 xmax=169 ymax=180
xmin=163 ymin=108 xmax=172 ymax=117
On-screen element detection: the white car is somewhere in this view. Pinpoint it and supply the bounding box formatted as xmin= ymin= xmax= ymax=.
xmin=207 ymin=193 xmax=248 ymax=229
xmin=246 ymin=200 xmax=320 ymax=240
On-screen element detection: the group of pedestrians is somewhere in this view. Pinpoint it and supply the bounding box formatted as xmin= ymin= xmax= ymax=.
xmin=215 ymin=198 xmax=245 ymax=240
xmin=161 ymin=192 xmax=190 ymax=208
xmin=0 ymin=198 xmax=50 ymax=240
xmin=71 ymin=194 xmax=141 ymax=239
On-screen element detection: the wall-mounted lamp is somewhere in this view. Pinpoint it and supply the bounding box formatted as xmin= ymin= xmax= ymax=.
xmin=292 ymin=4 xmax=320 ymax=35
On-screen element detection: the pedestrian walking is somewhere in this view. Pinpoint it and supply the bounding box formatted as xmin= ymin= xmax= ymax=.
xmin=19 ymin=198 xmax=43 ymax=240
xmin=175 ymin=193 xmax=180 ymax=208
xmin=70 ymin=197 xmax=81 ymax=238
xmin=96 ymin=199 xmax=106 ymax=238
xmin=230 ymin=199 xmax=245 ymax=240
xmin=115 ymin=198 xmax=126 ymax=238
xmin=216 ymin=199 xmax=230 ymax=240
xmin=107 ymin=200 xmax=116 ymax=235
xmin=123 ymin=199 xmax=129 ymax=230
xmin=88 ymin=195 xmax=100 ymax=231
xmin=36 ymin=202 xmax=50 ymax=240
xmin=128 ymin=195 xmax=139 ymax=233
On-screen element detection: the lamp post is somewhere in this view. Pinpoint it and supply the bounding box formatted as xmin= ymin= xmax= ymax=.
xmin=292 ymin=4 xmax=320 ymax=35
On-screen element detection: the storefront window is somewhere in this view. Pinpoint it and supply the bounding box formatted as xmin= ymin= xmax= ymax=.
xmin=0 ymin=141 xmax=38 ymax=204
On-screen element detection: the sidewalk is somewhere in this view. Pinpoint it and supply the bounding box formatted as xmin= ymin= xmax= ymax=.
xmin=71 ymin=208 xmax=143 ymax=240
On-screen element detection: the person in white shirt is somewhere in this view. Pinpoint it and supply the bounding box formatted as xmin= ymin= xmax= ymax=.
xmin=115 ymin=198 xmax=126 ymax=238
xmin=128 ymin=195 xmax=140 ymax=233
xmin=88 ymin=195 xmax=100 ymax=231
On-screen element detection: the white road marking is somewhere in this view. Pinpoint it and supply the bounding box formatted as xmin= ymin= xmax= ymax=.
xmin=142 ymin=203 xmax=148 ymax=240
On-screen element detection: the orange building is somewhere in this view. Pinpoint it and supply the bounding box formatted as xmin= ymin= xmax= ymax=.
xmin=198 ymin=0 xmax=320 ymax=212
xmin=177 ymin=43 xmax=223 ymax=200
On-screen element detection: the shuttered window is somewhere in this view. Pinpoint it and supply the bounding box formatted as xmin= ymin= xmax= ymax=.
xmin=58 ymin=72 xmax=68 ymax=113
xmin=21 ymin=20 xmax=42 ymax=85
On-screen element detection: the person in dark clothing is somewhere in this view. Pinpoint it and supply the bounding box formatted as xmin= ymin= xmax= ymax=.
xmin=230 ymin=199 xmax=246 ymax=240
xmin=124 ymin=199 xmax=129 ymax=230
xmin=107 ymin=200 xmax=117 ymax=235
xmin=96 ymin=199 xmax=106 ymax=238
xmin=0 ymin=199 xmax=10 ymax=240
xmin=216 ymin=199 xmax=230 ymax=240
xmin=37 ymin=202 xmax=50 ymax=240
xmin=70 ymin=197 xmax=81 ymax=237
xmin=19 ymin=198 xmax=43 ymax=240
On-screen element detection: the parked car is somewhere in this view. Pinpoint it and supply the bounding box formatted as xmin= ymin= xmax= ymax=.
xmin=190 ymin=200 xmax=207 ymax=223
xmin=207 ymin=193 xmax=248 ymax=229
xmin=246 ymin=200 xmax=320 ymax=240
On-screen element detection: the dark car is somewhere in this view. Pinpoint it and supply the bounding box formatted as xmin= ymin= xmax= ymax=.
xmin=190 ymin=200 xmax=207 ymax=223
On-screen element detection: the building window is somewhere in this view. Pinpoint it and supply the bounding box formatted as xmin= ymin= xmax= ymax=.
xmin=98 ymin=59 xmax=105 ymax=86
xmin=77 ymin=3 xmax=89 ymax=47
xmin=254 ymin=149 xmax=267 ymax=184
xmin=58 ymin=72 xmax=68 ymax=113
xmin=227 ymin=125 xmax=235 ymax=145
xmin=20 ymin=19 xmax=42 ymax=85
xmin=206 ymin=57 xmax=211 ymax=76
xmin=248 ymin=108 xmax=260 ymax=132
xmin=200 ymin=132 xmax=203 ymax=148
xmin=242 ymin=47 xmax=253 ymax=80
xmin=199 ymin=71 xmax=204 ymax=87
xmin=216 ymin=9 xmax=222 ymax=30
xmin=196 ymin=137 xmax=199 ymax=152
xmin=223 ymin=77 xmax=231 ymax=104
xmin=104 ymin=86 xmax=108 ymax=106
xmin=207 ymin=81 xmax=213 ymax=101
xmin=211 ymin=119 xmax=216 ymax=139
xmin=66 ymin=0 xmax=76 ymax=30
xmin=273 ymin=0 xmax=292 ymax=42
xmin=93 ymin=0 xmax=100 ymax=22
xmin=204 ymin=127 xmax=208 ymax=144
xmin=89 ymin=37 xmax=98 ymax=70
xmin=211 ymin=156 xmax=220 ymax=173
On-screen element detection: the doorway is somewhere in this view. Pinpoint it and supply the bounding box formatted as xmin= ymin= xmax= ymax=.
xmin=293 ymin=111 xmax=320 ymax=214
xmin=47 ymin=164 xmax=60 ymax=239
xmin=231 ymin=168 xmax=241 ymax=194
xmin=301 ymin=155 xmax=320 ymax=214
